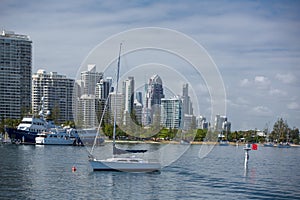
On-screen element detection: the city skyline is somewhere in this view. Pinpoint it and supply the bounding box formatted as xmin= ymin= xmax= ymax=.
xmin=1 ymin=0 xmax=299 ymax=130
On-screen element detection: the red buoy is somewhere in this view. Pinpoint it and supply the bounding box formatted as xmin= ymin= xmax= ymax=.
xmin=72 ymin=166 xmax=77 ymax=172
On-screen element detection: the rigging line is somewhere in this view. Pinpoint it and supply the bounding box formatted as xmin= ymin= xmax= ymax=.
xmin=90 ymin=94 xmax=111 ymax=155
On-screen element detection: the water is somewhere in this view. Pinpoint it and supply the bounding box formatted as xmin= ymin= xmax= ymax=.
xmin=0 ymin=143 xmax=299 ymax=199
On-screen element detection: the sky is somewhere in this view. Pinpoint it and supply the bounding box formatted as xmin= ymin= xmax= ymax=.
xmin=1 ymin=0 xmax=300 ymax=131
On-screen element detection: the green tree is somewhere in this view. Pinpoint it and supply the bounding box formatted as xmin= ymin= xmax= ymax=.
xmin=290 ymin=128 xmax=299 ymax=144
xmin=48 ymin=104 xmax=60 ymax=124
xmin=194 ymin=129 xmax=207 ymax=141
xmin=270 ymin=118 xmax=289 ymax=142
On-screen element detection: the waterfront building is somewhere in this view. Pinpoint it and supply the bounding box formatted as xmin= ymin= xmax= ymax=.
xmin=110 ymin=92 xmax=124 ymax=125
xmin=80 ymin=64 xmax=102 ymax=96
xmin=76 ymin=64 xmax=102 ymax=128
xmin=133 ymin=99 xmax=143 ymax=125
xmin=215 ymin=114 xmax=231 ymax=133
xmin=0 ymin=30 xmax=32 ymax=118
xmin=136 ymin=91 xmax=143 ymax=106
xmin=196 ymin=116 xmax=209 ymax=129
xmin=161 ymin=97 xmax=182 ymax=129
xmin=123 ymin=76 xmax=135 ymax=114
xmin=183 ymin=114 xmax=196 ymax=130
xmin=78 ymin=94 xmax=96 ymax=128
xmin=144 ymin=74 xmax=164 ymax=125
xmin=182 ymin=83 xmax=193 ymax=115
xmin=96 ymin=77 xmax=112 ymax=100
xmin=32 ymin=69 xmax=74 ymax=123
xmin=181 ymin=83 xmax=194 ymax=129
xmin=95 ymin=77 xmax=112 ymax=124
xmin=122 ymin=76 xmax=135 ymax=125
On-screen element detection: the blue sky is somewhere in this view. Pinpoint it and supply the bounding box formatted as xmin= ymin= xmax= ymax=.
xmin=1 ymin=0 xmax=300 ymax=131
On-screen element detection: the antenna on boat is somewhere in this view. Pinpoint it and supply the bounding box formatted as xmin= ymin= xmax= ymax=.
xmin=112 ymin=43 xmax=122 ymax=154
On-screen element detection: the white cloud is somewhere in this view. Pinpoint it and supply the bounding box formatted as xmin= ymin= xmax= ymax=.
xmin=275 ymin=72 xmax=296 ymax=84
xmin=252 ymin=106 xmax=272 ymax=117
xmin=254 ymin=76 xmax=271 ymax=89
xmin=269 ymin=88 xmax=287 ymax=96
xmin=287 ymin=102 xmax=299 ymax=110
xmin=240 ymin=78 xmax=250 ymax=87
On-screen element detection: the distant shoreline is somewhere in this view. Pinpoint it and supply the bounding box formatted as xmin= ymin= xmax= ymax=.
xmin=105 ymin=140 xmax=300 ymax=147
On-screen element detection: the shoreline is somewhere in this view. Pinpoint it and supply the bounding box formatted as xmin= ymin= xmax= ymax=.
xmin=104 ymin=140 xmax=300 ymax=147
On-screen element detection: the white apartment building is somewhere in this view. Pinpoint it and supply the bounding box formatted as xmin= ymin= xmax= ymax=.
xmin=161 ymin=97 xmax=182 ymax=129
xmin=32 ymin=69 xmax=74 ymax=123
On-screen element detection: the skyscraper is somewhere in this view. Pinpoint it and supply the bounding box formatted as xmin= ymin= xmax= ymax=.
xmin=32 ymin=69 xmax=74 ymax=123
xmin=161 ymin=97 xmax=182 ymax=129
xmin=95 ymin=77 xmax=112 ymax=125
xmin=181 ymin=83 xmax=194 ymax=130
xmin=96 ymin=77 xmax=112 ymax=100
xmin=80 ymin=64 xmax=102 ymax=96
xmin=76 ymin=64 xmax=102 ymax=128
xmin=110 ymin=92 xmax=124 ymax=125
xmin=123 ymin=76 xmax=134 ymax=114
xmin=182 ymin=83 xmax=193 ymax=115
xmin=0 ymin=30 xmax=32 ymax=118
xmin=144 ymin=74 xmax=164 ymax=125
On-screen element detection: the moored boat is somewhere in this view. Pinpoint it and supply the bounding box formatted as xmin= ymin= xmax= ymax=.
xmin=219 ymin=140 xmax=229 ymax=146
xmin=35 ymin=128 xmax=77 ymax=145
xmin=263 ymin=142 xmax=274 ymax=147
xmin=5 ymin=117 xmax=54 ymax=144
xmin=277 ymin=142 xmax=291 ymax=148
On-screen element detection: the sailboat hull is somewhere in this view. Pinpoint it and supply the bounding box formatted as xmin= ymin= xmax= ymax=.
xmin=89 ymin=158 xmax=161 ymax=172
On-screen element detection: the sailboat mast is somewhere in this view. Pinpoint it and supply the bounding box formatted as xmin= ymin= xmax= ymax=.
xmin=112 ymin=43 xmax=122 ymax=149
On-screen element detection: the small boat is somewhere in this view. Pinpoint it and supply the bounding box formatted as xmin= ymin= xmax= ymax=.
xmin=180 ymin=139 xmax=190 ymax=145
xmin=277 ymin=142 xmax=291 ymax=148
xmin=35 ymin=128 xmax=77 ymax=145
xmin=219 ymin=140 xmax=229 ymax=146
xmin=89 ymin=44 xmax=160 ymax=172
xmin=1 ymin=132 xmax=11 ymax=144
xmin=263 ymin=142 xmax=274 ymax=147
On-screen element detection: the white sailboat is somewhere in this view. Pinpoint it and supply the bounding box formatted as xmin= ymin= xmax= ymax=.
xmin=89 ymin=44 xmax=161 ymax=172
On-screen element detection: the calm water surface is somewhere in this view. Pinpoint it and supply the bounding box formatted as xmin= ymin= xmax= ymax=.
xmin=0 ymin=143 xmax=299 ymax=199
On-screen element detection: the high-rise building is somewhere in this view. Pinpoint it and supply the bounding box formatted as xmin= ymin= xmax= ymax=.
xmin=183 ymin=114 xmax=196 ymax=130
xmin=123 ymin=76 xmax=134 ymax=114
xmin=32 ymin=69 xmax=74 ymax=123
xmin=182 ymin=83 xmax=193 ymax=115
xmin=80 ymin=64 xmax=102 ymax=96
xmin=136 ymin=91 xmax=143 ymax=106
xmin=79 ymin=94 xmax=96 ymax=128
xmin=110 ymin=92 xmax=124 ymax=125
xmin=133 ymin=99 xmax=142 ymax=125
xmin=144 ymin=74 xmax=164 ymax=125
xmin=181 ymin=83 xmax=194 ymax=130
xmin=196 ymin=116 xmax=208 ymax=129
xmin=95 ymin=77 xmax=112 ymax=125
xmin=96 ymin=77 xmax=112 ymax=100
xmin=161 ymin=97 xmax=182 ymax=129
xmin=76 ymin=64 xmax=102 ymax=128
xmin=215 ymin=114 xmax=230 ymax=133
xmin=0 ymin=30 xmax=32 ymax=119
